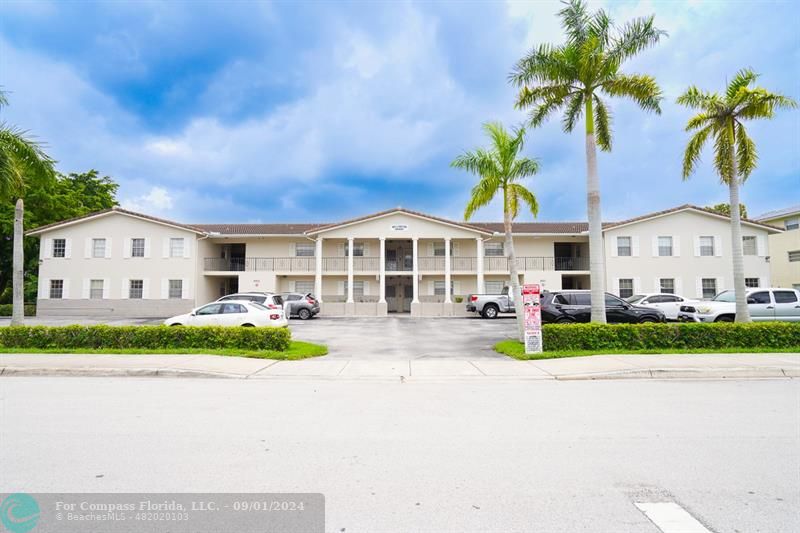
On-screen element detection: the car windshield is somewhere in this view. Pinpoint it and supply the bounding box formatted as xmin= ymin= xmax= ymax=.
xmin=712 ymin=290 xmax=736 ymax=302
xmin=250 ymin=302 xmax=269 ymax=311
xmin=625 ymin=295 xmax=646 ymax=304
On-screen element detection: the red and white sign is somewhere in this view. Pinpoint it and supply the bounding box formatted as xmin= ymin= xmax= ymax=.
xmin=522 ymin=283 xmax=543 ymax=354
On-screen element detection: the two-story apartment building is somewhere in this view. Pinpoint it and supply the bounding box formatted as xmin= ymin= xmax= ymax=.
xmin=28 ymin=204 xmax=781 ymax=317
xmin=755 ymin=205 xmax=800 ymax=290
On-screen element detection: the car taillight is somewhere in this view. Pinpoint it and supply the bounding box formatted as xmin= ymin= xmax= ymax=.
xmin=470 ymin=295 xmax=478 ymax=302
xmin=267 ymin=304 xmax=278 ymax=309
xmin=270 ymin=314 xmax=280 ymax=320
xmin=307 ymin=298 xmax=315 ymax=304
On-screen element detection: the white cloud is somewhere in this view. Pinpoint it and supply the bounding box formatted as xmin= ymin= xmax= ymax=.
xmin=122 ymin=186 xmax=174 ymax=213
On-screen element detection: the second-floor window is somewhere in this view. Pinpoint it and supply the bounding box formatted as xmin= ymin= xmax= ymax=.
xmin=789 ymin=250 xmax=800 ymax=262
xmin=169 ymin=238 xmax=184 ymax=258
xmin=616 ymin=237 xmax=632 ymax=257
xmin=344 ymin=242 xmax=364 ymax=257
xmin=742 ymin=236 xmax=757 ymax=256
xmin=658 ymin=236 xmax=673 ymax=257
xmin=53 ymin=238 xmax=66 ymax=258
xmin=295 ymin=243 xmax=315 ymax=257
xmin=785 ymin=217 xmax=799 ymax=231
xmin=484 ymin=242 xmax=504 ymax=257
xmin=131 ymin=238 xmax=145 ymax=257
xmin=92 ymin=238 xmax=106 ymax=258
xmin=699 ymin=236 xmax=715 ymax=256
xmin=433 ymin=242 xmax=455 ymax=257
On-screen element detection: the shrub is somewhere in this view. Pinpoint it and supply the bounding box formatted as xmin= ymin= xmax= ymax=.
xmin=0 ymin=304 xmax=36 ymax=317
xmin=0 ymin=325 xmax=291 ymax=352
xmin=540 ymin=322 xmax=800 ymax=351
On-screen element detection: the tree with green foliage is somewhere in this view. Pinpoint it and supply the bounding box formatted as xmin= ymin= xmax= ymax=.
xmin=678 ymin=68 xmax=797 ymax=322
xmin=0 ymin=89 xmax=56 ymax=324
xmin=707 ymin=202 xmax=748 ymax=219
xmin=451 ymin=122 xmax=539 ymax=341
xmin=510 ymin=0 xmax=665 ymax=323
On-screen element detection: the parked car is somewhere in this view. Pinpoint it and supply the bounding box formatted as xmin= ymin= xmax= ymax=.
xmin=624 ymin=293 xmax=699 ymax=321
xmin=216 ymin=292 xmax=284 ymax=309
xmin=164 ymin=300 xmax=288 ymax=327
xmin=466 ymin=286 xmax=516 ymax=318
xmin=678 ymin=288 xmax=800 ymax=322
xmin=279 ymin=292 xmax=320 ymax=320
xmin=541 ymin=290 xmax=666 ymax=323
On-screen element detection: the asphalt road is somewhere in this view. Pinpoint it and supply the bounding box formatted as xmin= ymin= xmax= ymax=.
xmin=1 ymin=377 xmax=797 ymax=532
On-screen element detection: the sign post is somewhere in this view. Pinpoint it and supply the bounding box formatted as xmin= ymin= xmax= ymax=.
xmin=522 ymin=283 xmax=543 ymax=354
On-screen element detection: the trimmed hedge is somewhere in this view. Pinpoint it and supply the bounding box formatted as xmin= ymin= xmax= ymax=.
xmin=0 ymin=325 xmax=291 ymax=352
xmin=0 ymin=304 xmax=36 ymax=317
xmin=541 ymin=322 xmax=800 ymax=351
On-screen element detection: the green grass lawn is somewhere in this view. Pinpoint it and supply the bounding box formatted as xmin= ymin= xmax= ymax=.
xmin=495 ymin=339 xmax=800 ymax=360
xmin=0 ymin=340 xmax=328 ymax=360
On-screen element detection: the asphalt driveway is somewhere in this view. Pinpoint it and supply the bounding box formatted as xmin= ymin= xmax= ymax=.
xmin=290 ymin=316 xmax=517 ymax=360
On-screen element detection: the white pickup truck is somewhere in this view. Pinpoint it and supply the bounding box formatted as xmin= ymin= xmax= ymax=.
xmin=466 ymin=286 xmax=516 ymax=319
xmin=677 ymin=288 xmax=800 ymax=322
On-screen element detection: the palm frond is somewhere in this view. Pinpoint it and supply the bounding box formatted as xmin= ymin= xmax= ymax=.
xmin=450 ymin=148 xmax=497 ymax=177
xmin=736 ymin=89 xmax=798 ymax=120
xmin=681 ymin=124 xmax=713 ymax=179
xmin=0 ymin=88 xmax=8 ymax=108
xmin=464 ymin=176 xmax=501 ymax=220
xmin=725 ymin=68 xmax=758 ymax=102
xmin=587 ymin=8 xmax=612 ymax=46
xmin=511 ymin=183 xmax=539 ymax=218
xmin=608 ymin=15 xmax=666 ymax=63
xmin=514 ymin=84 xmax=573 ymax=110
xmin=676 ymin=86 xmax=722 ymax=111
xmin=509 ymin=44 xmax=575 ymax=87
xmin=0 ymin=125 xmax=57 ymax=201
xmin=603 ymin=73 xmax=662 ymax=114
xmin=735 ymin=121 xmax=758 ymax=181
xmin=510 ymin=158 xmax=540 ymax=180
xmin=593 ymin=95 xmax=612 ymax=151
xmin=712 ymin=125 xmax=736 ymax=184
xmin=562 ymin=92 xmax=584 ymax=132
xmin=559 ymin=0 xmax=590 ymax=45
xmin=685 ymin=112 xmax=715 ymax=131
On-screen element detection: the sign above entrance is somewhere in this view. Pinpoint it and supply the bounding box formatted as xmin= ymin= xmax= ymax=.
xmin=390 ymin=224 xmax=409 ymax=231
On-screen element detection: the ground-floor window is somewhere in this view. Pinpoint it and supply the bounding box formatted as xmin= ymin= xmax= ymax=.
xmin=434 ymin=280 xmax=454 ymax=296
xmin=618 ymin=279 xmax=634 ymax=299
xmin=745 ymin=278 xmax=760 ymax=288
xmin=294 ymin=281 xmax=315 ymax=294
xmin=701 ymin=278 xmax=717 ymax=299
xmin=659 ymin=278 xmax=674 ymax=294
xmin=50 ymin=279 xmax=64 ymax=299
xmin=90 ymin=279 xmax=104 ymax=299
xmin=129 ymin=279 xmax=144 ymax=299
xmin=485 ymin=280 xmax=505 ymax=294
xmin=344 ymin=280 xmax=364 ymax=297
xmin=168 ymin=279 xmax=183 ymax=299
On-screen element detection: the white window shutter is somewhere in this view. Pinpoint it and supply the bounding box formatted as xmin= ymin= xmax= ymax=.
xmin=39 ymin=278 xmax=49 ymax=299
xmin=162 ymin=239 xmax=170 ymax=258
xmin=613 ymin=278 xmax=620 ymax=295
xmin=183 ymin=238 xmax=191 ymax=258
xmin=695 ymin=277 xmax=703 ymax=298
xmin=62 ymin=279 xmax=70 ymax=299
xmin=123 ymin=238 xmax=131 ymax=258
xmin=760 ymin=276 xmax=768 ymax=288
xmin=84 ymin=239 xmax=92 ymax=259
xmin=363 ymin=280 xmax=370 ymax=296
xmin=338 ymin=244 xmax=345 ymax=257
xmin=182 ymin=278 xmax=191 ymax=299
xmin=673 ymin=236 xmax=681 ymax=257
xmin=290 ymin=242 xmax=296 ymax=256
xmin=142 ymin=278 xmax=150 ymax=299
xmin=41 ymin=238 xmax=51 ymax=259
xmin=654 ymin=277 xmax=660 ymax=293
xmin=611 ymin=238 xmax=618 ymax=257
xmin=632 ymin=236 xmax=640 ymax=257
xmin=105 ymin=237 xmax=113 ymax=258
xmin=82 ymin=279 xmax=90 ymax=299
xmin=714 ymin=235 xmax=723 ymax=257
xmin=756 ymin=235 xmax=766 ymax=256
xmin=675 ymin=277 xmax=683 ymax=296
xmin=144 ymin=239 xmax=151 ymax=258
xmin=338 ymin=281 xmax=345 ymax=295
xmin=121 ymin=278 xmax=129 ymax=299
xmin=453 ymin=242 xmax=460 ymax=256
xmin=102 ymin=278 xmax=110 ymax=299
xmin=429 ymin=242 xmax=435 ymax=256
xmin=651 ymin=236 xmax=658 ymax=257
xmin=363 ymin=242 xmax=370 ymax=256
xmin=694 ymin=237 xmax=701 ymax=257
xmin=64 ymin=238 xmax=72 ymax=259
xmin=716 ymin=277 xmax=724 ymax=291
xmin=634 ymin=277 xmax=641 ymax=294
xmin=161 ymin=279 xmax=169 ymax=299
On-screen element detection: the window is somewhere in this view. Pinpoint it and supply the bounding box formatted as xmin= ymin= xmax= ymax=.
xmin=343 ymin=280 xmax=364 ymax=297
xmin=169 ymin=238 xmax=184 ymax=258
xmin=659 ymin=278 xmax=675 ymax=294
xmin=484 ymin=242 xmax=504 ymax=257
xmin=788 ymin=250 xmax=800 ymax=262
xmin=699 ymin=236 xmax=714 ymax=256
xmin=168 ymin=280 xmax=183 ymax=299
xmin=92 ymin=238 xmax=106 ymax=258
xmin=222 ymin=303 xmax=246 ymax=314
xmin=617 ymin=236 xmax=632 ymax=257
xmin=434 ymin=280 xmax=454 ymax=296
xmin=774 ymin=290 xmax=798 ymax=304
xmin=53 ymin=238 xmax=66 ymax=258
xmin=701 ymin=278 xmax=717 ymax=299
xmin=294 ymin=281 xmax=315 ymax=294
xmin=748 ymin=291 xmax=771 ymax=304
xmin=295 ymin=243 xmax=315 ymax=257
xmin=129 ymin=279 xmax=144 ymax=299
xmin=131 ymin=238 xmax=145 ymax=257
xmin=197 ymin=303 xmax=222 ymax=315
xmin=742 ymin=236 xmax=757 ymax=256
xmin=618 ymin=279 xmax=634 ymax=298
xmin=605 ymin=293 xmax=626 ymax=307
xmin=90 ymin=279 xmax=104 ymax=299
xmin=785 ymin=218 xmax=799 ymax=231
xmin=49 ymin=279 xmax=64 ymax=299
xmin=658 ymin=236 xmax=673 ymax=257
xmin=745 ymin=278 xmax=760 ymax=288
xmin=433 ymin=242 xmax=455 ymax=257
xmin=485 ymin=280 xmax=505 ymax=294
xmin=344 ymin=242 xmax=364 ymax=257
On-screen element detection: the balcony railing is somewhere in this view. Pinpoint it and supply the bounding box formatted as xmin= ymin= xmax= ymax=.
xmin=204 ymin=255 xmax=590 ymax=273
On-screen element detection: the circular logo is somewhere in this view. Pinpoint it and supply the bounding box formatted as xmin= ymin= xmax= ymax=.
xmin=1 ymin=493 xmax=40 ymax=533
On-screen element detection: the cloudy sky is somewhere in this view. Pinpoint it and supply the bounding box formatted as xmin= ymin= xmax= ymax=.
xmin=1 ymin=0 xmax=798 ymax=224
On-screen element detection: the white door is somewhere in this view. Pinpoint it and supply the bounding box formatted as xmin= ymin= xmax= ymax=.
xmin=747 ymin=291 xmax=775 ymax=321
xmin=773 ymin=290 xmax=800 ymax=321
xmin=192 ymin=303 xmax=223 ymax=325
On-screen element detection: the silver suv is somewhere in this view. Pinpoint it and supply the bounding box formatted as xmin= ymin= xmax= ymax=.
xmin=279 ymin=293 xmax=320 ymax=320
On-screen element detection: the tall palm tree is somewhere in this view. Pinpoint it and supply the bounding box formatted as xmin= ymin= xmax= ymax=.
xmin=678 ymin=69 xmax=797 ymax=322
xmin=0 ymin=89 xmax=56 ymax=325
xmin=452 ymin=121 xmax=539 ymax=341
xmin=510 ymin=0 xmax=665 ymax=323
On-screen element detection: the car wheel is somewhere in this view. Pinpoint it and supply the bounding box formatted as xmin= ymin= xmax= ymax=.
xmin=555 ymin=317 xmax=574 ymax=324
xmin=482 ymin=305 xmax=499 ymax=319
xmin=298 ymin=308 xmax=311 ymax=320
xmin=715 ymin=315 xmax=734 ymax=322
xmin=639 ymin=317 xmax=657 ymax=323
xmin=242 ymin=323 xmax=255 ymax=327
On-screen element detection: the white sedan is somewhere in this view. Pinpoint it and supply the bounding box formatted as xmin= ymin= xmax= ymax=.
xmin=164 ymin=300 xmax=288 ymax=327
xmin=624 ymin=293 xmax=698 ymax=321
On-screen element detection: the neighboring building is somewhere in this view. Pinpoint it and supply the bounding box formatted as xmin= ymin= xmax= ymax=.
xmin=28 ymin=204 xmax=781 ymax=317
xmin=755 ymin=205 xmax=800 ymax=290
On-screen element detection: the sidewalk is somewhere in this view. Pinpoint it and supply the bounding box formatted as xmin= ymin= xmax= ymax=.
xmin=0 ymin=353 xmax=797 ymax=380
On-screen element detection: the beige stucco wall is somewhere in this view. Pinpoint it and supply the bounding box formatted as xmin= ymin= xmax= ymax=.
xmin=604 ymin=210 xmax=773 ymax=298
xmin=767 ymin=229 xmax=800 ymax=288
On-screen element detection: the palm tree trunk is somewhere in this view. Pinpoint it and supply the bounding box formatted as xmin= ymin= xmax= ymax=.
xmin=585 ymin=97 xmax=606 ymax=323
xmin=728 ymin=167 xmax=751 ymax=323
xmin=504 ymin=186 xmax=525 ymax=342
xmin=11 ymin=198 xmax=24 ymax=326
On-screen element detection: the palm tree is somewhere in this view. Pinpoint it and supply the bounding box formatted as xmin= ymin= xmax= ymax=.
xmin=510 ymin=0 xmax=665 ymax=323
xmin=678 ymin=69 xmax=797 ymax=322
xmin=452 ymin=121 xmax=539 ymax=341
xmin=0 ymin=89 xmax=56 ymax=325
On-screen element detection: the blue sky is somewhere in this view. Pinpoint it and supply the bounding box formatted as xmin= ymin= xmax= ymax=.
xmin=1 ymin=0 xmax=798 ymax=224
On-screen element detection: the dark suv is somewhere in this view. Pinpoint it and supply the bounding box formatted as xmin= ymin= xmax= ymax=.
xmin=542 ymin=290 xmax=666 ymax=324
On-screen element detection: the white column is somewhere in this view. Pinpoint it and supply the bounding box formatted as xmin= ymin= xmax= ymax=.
xmin=379 ymin=237 xmax=386 ymax=304
xmin=412 ymin=237 xmax=420 ymax=303
xmin=347 ymin=237 xmax=354 ymax=303
xmin=476 ymin=237 xmax=485 ymax=294
xmin=444 ymin=238 xmax=452 ymax=303
xmin=315 ymin=238 xmax=323 ymax=302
